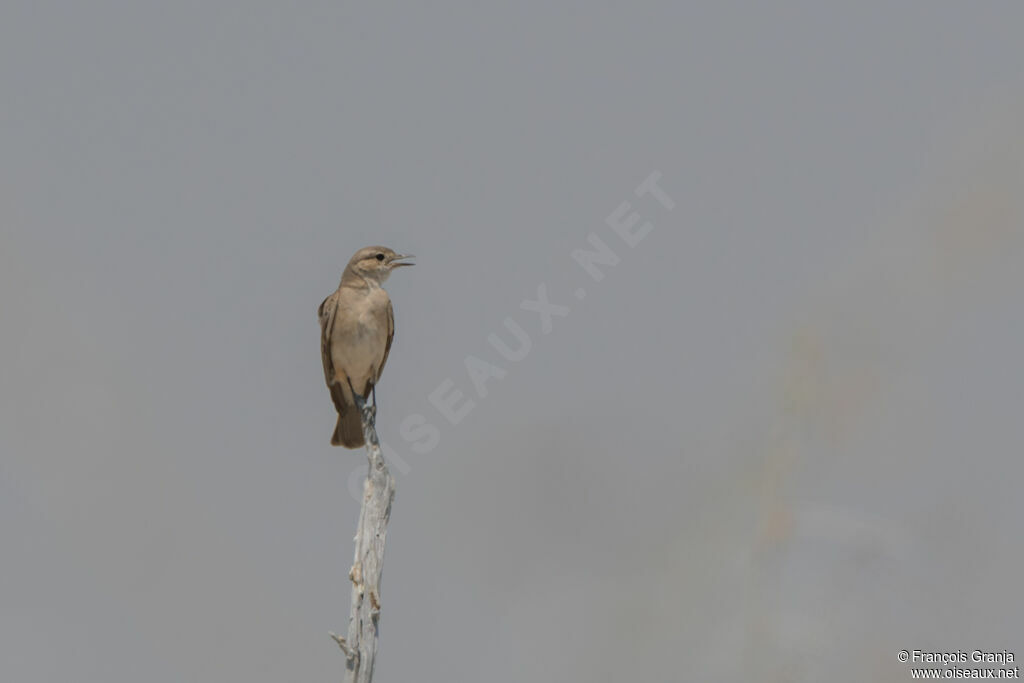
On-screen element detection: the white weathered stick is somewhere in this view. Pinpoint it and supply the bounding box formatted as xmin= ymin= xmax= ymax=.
xmin=329 ymin=403 xmax=395 ymax=683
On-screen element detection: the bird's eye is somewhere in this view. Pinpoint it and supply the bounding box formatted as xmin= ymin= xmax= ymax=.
xmin=375 ymin=253 xmax=385 ymax=261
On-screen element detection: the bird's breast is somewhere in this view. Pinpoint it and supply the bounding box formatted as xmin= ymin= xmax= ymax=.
xmin=329 ymin=289 xmax=391 ymax=379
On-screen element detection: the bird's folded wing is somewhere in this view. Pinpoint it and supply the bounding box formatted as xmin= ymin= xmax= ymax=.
xmin=318 ymin=291 xmax=347 ymax=411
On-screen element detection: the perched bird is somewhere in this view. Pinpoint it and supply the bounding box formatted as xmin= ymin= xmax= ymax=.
xmin=318 ymin=246 xmax=414 ymax=447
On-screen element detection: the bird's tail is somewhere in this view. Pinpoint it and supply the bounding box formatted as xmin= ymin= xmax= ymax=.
xmin=332 ymin=406 xmax=365 ymax=448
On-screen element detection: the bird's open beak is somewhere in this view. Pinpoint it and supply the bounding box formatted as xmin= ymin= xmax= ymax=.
xmin=390 ymin=254 xmax=415 ymax=267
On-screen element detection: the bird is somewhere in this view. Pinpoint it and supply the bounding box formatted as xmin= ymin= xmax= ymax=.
xmin=318 ymin=246 xmax=414 ymax=448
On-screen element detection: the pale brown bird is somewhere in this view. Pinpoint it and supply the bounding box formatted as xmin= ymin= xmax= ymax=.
xmin=319 ymin=246 xmax=414 ymax=447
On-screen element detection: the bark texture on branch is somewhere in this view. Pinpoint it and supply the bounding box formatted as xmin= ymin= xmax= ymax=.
xmin=329 ymin=404 xmax=395 ymax=683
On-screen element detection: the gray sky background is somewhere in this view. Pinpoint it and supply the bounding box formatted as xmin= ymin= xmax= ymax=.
xmin=3 ymin=3 xmax=1023 ymax=682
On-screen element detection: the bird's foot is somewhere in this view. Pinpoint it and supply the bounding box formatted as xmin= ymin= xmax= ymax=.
xmin=361 ymin=403 xmax=377 ymax=428
xmin=352 ymin=392 xmax=377 ymax=436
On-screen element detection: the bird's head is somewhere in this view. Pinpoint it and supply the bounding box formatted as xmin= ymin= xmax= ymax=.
xmin=344 ymin=246 xmax=415 ymax=284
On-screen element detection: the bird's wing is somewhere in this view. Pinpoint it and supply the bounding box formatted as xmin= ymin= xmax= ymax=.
xmin=376 ymin=298 xmax=395 ymax=382
xmin=318 ymin=290 xmax=346 ymax=411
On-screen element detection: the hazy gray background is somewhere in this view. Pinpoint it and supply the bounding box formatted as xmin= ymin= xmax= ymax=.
xmin=3 ymin=3 xmax=1023 ymax=681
